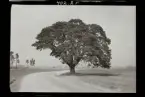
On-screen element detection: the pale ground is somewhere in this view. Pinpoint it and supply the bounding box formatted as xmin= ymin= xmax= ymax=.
xmin=10 ymin=66 xmax=136 ymax=93
xmin=18 ymin=70 xmax=121 ymax=92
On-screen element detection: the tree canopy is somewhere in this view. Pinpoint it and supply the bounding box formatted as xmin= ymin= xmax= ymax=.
xmin=32 ymin=19 xmax=111 ymax=74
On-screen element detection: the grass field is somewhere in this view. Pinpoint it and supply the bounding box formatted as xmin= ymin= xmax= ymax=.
xmin=62 ymin=67 xmax=136 ymax=93
xmin=10 ymin=65 xmax=136 ymax=92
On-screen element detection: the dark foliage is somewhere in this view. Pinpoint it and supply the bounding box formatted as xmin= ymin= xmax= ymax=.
xmin=32 ymin=19 xmax=112 ymax=74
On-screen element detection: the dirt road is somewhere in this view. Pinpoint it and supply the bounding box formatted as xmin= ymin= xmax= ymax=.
xmin=18 ymin=70 xmax=121 ymax=92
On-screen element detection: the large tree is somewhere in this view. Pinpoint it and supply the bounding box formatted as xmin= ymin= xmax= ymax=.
xmin=32 ymin=19 xmax=111 ymax=74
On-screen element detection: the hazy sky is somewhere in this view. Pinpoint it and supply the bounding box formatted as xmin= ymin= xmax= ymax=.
xmin=11 ymin=5 xmax=136 ymax=68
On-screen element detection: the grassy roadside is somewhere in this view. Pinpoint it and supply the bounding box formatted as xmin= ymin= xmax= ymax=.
xmin=61 ymin=67 xmax=136 ymax=93
xmin=76 ymin=67 xmax=136 ymax=93
xmin=10 ymin=65 xmax=136 ymax=92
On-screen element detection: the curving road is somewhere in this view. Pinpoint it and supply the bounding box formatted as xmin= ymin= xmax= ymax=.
xmin=18 ymin=70 xmax=121 ymax=92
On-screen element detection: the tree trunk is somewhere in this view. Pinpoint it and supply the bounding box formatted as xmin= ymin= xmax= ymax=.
xmin=69 ymin=66 xmax=75 ymax=74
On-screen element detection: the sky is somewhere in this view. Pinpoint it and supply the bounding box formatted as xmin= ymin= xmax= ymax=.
xmin=11 ymin=5 xmax=136 ymax=68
